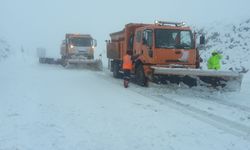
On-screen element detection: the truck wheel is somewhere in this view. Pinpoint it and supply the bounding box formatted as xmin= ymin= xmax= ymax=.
xmin=136 ymin=65 xmax=148 ymax=86
xmin=61 ymin=59 xmax=69 ymax=68
xmin=113 ymin=62 xmax=121 ymax=78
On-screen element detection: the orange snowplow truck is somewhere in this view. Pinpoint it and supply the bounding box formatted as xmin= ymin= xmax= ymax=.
xmin=106 ymin=21 xmax=243 ymax=90
xmin=107 ymin=21 xmax=203 ymax=86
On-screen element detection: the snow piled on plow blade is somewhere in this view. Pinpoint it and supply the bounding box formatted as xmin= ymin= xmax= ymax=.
xmin=68 ymin=58 xmax=101 ymax=64
xmin=67 ymin=58 xmax=103 ymax=70
xmin=152 ymin=66 xmax=243 ymax=92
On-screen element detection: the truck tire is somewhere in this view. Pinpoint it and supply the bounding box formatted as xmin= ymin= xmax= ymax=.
xmin=113 ymin=62 xmax=121 ymax=78
xmin=135 ymin=64 xmax=148 ymax=86
xmin=61 ymin=59 xmax=69 ymax=67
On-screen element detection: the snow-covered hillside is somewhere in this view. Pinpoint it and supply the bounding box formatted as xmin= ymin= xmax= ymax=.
xmin=0 ymin=38 xmax=10 ymax=61
xmin=196 ymin=18 xmax=250 ymax=71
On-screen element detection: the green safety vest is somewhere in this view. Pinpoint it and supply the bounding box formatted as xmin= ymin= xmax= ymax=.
xmin=207 ymin=54 xmax=222 ymax=70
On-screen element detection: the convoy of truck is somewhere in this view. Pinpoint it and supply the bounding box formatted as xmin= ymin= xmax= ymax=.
xmin=38 ymin=20 xmax=244 ymax=91
xmin=39 ymin=33 xmax=102 ymax=70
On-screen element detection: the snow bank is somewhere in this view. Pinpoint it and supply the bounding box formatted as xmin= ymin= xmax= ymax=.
xmin=195 ymin=18 xmax=250 ymax=71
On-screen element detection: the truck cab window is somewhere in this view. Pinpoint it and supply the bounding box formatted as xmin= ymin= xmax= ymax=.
xmin=143 ymin=30 xmax=153 ymax=47
xmin=155 ymin=29 xmax=194 ymax=49
xmin=128 ymin=33 xmax=134 ymax=50
xmin=70 ymin=37 xmax=92 ymax=47
xmin=180 ymin=31 xmax=192 ymax=46
xmin=136 ymin=31 xmax=142 ymax=43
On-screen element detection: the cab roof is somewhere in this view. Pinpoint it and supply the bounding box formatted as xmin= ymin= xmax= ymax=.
xmin=126 ymin=21 xmax=191 ymax=31
xmin=66 ymin=33 xmax=92 ymax=38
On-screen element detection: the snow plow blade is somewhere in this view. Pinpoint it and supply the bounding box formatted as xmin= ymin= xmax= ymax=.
xmin=39 ymin=57 xmax=103 ymax=71
xmin=65 ymin=58 xmax=103 ymax=70
xmin=152 ymin=66 xmax=243 ymax=91
xmin=39 ymin=57 xmax=62 ymax=64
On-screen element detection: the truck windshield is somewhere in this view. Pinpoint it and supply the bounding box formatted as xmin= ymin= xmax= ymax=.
xmin=70 ymin=37 xmax=92 ymax=47
xmin=155 ymin=29 xmax=194 ymax=49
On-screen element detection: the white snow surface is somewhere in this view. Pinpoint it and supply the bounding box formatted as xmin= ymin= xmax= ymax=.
xmin=0 ymin=38 xmax=10 ymax=61
xmin=1 ymin=51 xmax=250 ymax=150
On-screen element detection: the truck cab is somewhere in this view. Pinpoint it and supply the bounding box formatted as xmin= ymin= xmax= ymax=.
xmin=61 ymin=34 xmax=97 ymax=59
xmin=132 ymin=21 xmax=198 ymax=69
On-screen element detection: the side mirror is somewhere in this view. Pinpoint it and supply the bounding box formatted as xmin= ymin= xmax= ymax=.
xmin=200 ymin=35 xmax=205 ymax=45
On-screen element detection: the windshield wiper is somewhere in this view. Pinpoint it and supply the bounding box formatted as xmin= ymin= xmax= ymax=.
xmin=157 ymin=45 xmax=175 ymax=49
xmin=183 ymin=46 xmax=191 ymax=49
xmin=175 ymin=44 xmax=191 ymax=49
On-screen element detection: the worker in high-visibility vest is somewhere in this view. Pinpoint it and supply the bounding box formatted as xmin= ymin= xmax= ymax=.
xmin=122 ymin=51 xmax=133 ymax=88
xmin=207 ymin=51 xmax=222 ymax=70
xmin=122 ymin=51 xmax=140 ymax=88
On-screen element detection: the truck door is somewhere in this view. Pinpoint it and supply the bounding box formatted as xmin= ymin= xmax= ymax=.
xmin=141 ymin=29 xmax=154 ymax=63
xmin=134 ymin=30 xmax=142 ymax=55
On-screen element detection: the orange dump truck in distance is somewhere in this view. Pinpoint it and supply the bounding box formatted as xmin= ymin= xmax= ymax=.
xmin=60 ymin=33 xmax=103 ymax=70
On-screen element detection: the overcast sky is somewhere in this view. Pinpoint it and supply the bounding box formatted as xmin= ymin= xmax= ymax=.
xmin=0 ymin=0 xmax=249 ymax=57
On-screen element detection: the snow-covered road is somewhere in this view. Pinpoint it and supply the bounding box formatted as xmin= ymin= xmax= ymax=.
xmin=1 ymin=57 xmax=250 ymax=150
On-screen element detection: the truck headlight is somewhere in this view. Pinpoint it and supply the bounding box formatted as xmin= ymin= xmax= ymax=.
xmin=70 ymin=45 xmax=74 ymax=49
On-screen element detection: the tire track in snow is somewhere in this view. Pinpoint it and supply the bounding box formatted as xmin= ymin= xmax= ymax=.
xmin=199 ymin=96 xmax=250 ymax=114
xmin=160 ymin=92 xmax=250 ymax=127
xmin=150 ymin=95 xmax=250 ymax=140
xmin=95 ymin=70 xmax=250 ymax=139
xmin=166 ymin=88 xmax=250 ymax=114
